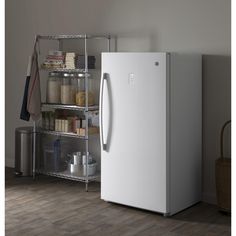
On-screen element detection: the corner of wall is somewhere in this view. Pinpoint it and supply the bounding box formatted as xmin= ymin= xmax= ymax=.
xmin=5 ymin=157 xmax=15 ymax=168
xmin=202 ymin=192 xmax=217 ymax=205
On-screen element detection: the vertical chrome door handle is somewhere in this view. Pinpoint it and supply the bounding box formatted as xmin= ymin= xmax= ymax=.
xmin=100 ymin=73 xmax=108 ymax=151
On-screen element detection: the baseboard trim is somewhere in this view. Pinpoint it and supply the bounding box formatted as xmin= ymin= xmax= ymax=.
xmin=5 ymin=158 xmax=14 ymax=168
xmin=202 ymin=192 xmax=217 ymax=205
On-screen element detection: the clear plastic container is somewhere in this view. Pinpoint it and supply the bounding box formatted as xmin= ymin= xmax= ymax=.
xmin=46 ymin=72 xmax=61 ymax=104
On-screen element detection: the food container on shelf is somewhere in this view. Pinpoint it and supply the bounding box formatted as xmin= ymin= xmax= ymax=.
xmin=67 ymin=151 xmax=82 ymax=165
xmin=76 ymin=91 xmax=94 ymax=107
xmin=76 ymin=55 xmax=96 ymax=69
xmin=67 ymin=152 xmax=96 ymax=176
xmin=75 ymin=74 xmax=95 ymax=107
xmin=82 ymin=152 xmax=93 ymax=165
xmin=42 ymin=111 xmax=55 ymax=131
xmin=61 ymin=73 xmax=76 ymax=104
xmin=46 ymin=72 xmax=61 ymax=104
xmin=43 ymin=141 xmax=66 ymax=172
xmin=42 ymin=111 xmax=48 ymax=130
xmin=69 ymin=163 xmax=83 ymax=176
xmin=83 ymin=161 xmax=97 ymax=176
xmin=67 ymin=151 xmax=82 ymax=175
xmin=49 ymin=111 xmax=55 ymax=131
xmin=68 ymin=161 xmax=97 ymax=176
xmin=69 ymin=162 xmax=97 ymax=176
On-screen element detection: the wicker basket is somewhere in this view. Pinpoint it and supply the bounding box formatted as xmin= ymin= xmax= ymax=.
xmin=215 ymin=120 xmax=231 ymax=212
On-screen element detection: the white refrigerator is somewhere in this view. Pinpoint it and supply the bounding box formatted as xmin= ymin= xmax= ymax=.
xmin=99 ymin=52 xmax=202 ymax=216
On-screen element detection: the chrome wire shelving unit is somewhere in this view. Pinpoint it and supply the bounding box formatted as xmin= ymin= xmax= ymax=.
xmin=33 ymin=34 xmax=111 ymax=191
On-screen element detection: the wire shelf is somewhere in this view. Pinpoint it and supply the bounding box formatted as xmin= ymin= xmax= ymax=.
xmin=41 ymin=103 xmax=99 ymax=111
xmin=37 ymin=34 xmax=111 ymax=40
xmin=38 ymin=130 xmax=88 ymax=139
xmin=40 ymin=67 xmax=87 ymax=73
xmin=36 ymin=169 xmax=100 ymax=182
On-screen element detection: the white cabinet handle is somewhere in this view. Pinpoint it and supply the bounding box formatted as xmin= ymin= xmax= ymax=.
xmin=100 ymin=73 xmax=108 ymax=151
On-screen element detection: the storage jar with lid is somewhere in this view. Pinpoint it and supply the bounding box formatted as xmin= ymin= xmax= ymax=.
xmin=75 ymin=74 xmax=95 ymax=107
xmin=61 ymin=73 xmax=76 ymax=104
xmin=46 ymin=72 xmax=61 ymax=104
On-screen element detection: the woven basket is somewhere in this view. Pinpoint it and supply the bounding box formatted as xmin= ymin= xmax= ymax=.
xmin=215 ymin=120 xmax=231 ymax=212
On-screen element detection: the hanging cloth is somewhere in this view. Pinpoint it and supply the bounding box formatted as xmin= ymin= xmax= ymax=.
xmin=20 ymin=56 xmax=31 ymax=121
xmin=26 ymin=39 xmax=41 ymax=121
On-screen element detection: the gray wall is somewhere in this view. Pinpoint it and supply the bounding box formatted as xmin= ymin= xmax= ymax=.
xmin=5 ymin=0 xmax=231 ymax=204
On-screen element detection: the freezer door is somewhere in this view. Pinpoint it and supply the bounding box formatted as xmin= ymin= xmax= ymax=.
xmin=100 ymin=53 xmax=167 ymax=213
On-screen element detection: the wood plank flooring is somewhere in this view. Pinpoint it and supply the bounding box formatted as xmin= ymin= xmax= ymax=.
xmin=5 ymin=167 xmax=231 ymax=236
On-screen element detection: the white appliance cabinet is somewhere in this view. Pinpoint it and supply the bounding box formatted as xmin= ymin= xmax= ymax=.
xmin=100 ymin=53 xmax=202 ymax=216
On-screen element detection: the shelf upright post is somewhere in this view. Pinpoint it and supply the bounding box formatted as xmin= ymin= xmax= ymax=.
xmin=33 ymin=35 xmax=39 ymax=180
xmin=84 ymin=34 xmax=89 ymax=191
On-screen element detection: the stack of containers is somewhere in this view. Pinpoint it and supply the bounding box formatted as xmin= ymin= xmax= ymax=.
xmin=76 ymin=55 xmax=96 ymax=69
xmin=42 ymin=51 xmax=65 ymax=69
xmin=55 ymin=116 xmax=80 ymax=133
xmin=65 ymin=52 xmax=76 ymax=69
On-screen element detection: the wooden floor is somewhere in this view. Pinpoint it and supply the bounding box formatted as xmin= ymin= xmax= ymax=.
xmin=5 ymin=167 xmax=231 ymax=236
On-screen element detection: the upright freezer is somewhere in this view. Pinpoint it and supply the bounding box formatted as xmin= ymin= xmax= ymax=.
xmin=99 ymin=53 xmax=202 ymax=216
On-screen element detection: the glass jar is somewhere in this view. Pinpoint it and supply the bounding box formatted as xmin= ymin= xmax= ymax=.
xmin=75 ymin=74 xmax=95 ymax=107
xmin=61 ymin=73 xmax=76 ymax=104
xmin=44 ymin=111 xmax=50 ymax=130
xmin=46 ymin=72 xmax=61 ymax=104
xmin=70 ymin=74 xmax=78 ymax=105
xmin=49 ymin=111 xmax=55 ymax=131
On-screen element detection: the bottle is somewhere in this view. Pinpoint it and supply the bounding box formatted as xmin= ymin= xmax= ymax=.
xmin=49 ymin=112 xmax=55 ymax=131
xmin=45 ymin=112 xmax=50 ymax=130
xmin=70 ymin=74 xmax=77 ymax=104
xmin=42 ymin=112 xmax=46 ymax=129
